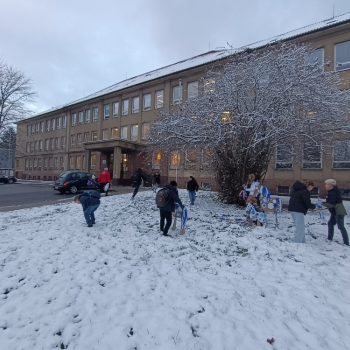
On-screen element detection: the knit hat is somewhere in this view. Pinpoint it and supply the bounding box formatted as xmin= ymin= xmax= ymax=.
xmin=104 ymin=167 xmax=108 ymax=171
xmin=325 ymin=179 xmax=336 ymax=186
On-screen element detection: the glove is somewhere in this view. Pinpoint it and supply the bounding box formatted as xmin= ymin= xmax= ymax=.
xmin=315 ymin=203 xmax=322 ymax=208
xmin=181 ymin=205 xmax=185 ymax=210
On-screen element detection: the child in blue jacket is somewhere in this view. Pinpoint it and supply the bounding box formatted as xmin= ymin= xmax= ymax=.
xmin=74 ymin=190 xmax=101 ymax=227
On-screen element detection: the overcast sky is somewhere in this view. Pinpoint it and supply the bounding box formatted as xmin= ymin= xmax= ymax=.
xmin=1 ymin=0 xmax=350 ymax=114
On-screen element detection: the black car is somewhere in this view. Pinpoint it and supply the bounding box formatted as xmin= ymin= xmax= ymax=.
xmin=53 ymin=171 xmax=93 ymax=194
xmin=0 ymin=174 xmax=17 ymax=184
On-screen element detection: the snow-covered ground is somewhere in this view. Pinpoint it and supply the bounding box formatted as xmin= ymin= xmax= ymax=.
xmin=0 ymin=190 xmax=349 ymax=350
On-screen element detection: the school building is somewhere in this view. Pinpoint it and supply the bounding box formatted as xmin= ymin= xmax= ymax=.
xmin=15 ymin=13 xmax=350 ymax=197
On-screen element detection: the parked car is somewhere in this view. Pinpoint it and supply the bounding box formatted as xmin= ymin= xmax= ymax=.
xmin=53 ymin=171 xmax=93 ymax=194
xmin=0 ymin=173 xmax=17 ymax=184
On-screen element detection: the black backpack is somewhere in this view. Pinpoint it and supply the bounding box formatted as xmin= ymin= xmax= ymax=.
xmin=156 ymin=187 xmax=170 ymax=207
xmin=133 ymin=172 xmax=140 ymax=183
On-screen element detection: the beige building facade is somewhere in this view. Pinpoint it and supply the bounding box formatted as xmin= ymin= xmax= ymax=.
xmin=15 ymin=14 xmax=350 ymax=197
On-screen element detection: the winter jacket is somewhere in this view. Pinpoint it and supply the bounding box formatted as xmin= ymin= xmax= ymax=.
xmin=323 ymin=186 xmax=347 ymax=215
xmin=288 ymin=181 xmax=316 ymax=215
xmin=152 ymin=174 xmax=160 ymax=185
xmin=98 ymin=170 xmax=110 ymax=183
xmin=187 ymin=179 xmax=199 ymax=192
xmin=133 ymin=170 xmax=147 ymax=186
xmin=78 ymin=190 xmax=101 ymax=211
xmin=158 ymin=183 xmax=183 ymax=213
xmin=244 ymin=181 xmax=259 ymax=196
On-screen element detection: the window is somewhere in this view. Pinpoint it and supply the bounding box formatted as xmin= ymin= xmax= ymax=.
xmin=170 ymin=151 xmax=181 ymax=169
xmin=333 ymin=140 xmax=350 ymax=169
xmin=275 ymin=145 xmax=293 ymax=170
xmin=36 ymin=123 xmax=39 ymax=133
xmin=76 ymin=156 xmax=82 ymax=170
xmin=310 ymin=187 xmax=319 ymax=197
xmin=85 ymin=110 xmax=91 ymax=123
xmin=155 ymin=90 xmax=164 ymax=109
xmin=44 ymin=157 xmax=48 ymax=169
xmin=306 ymin=48 xmax=324 ymax=71
xmin=153 ymin=151 xmax=161 ymax=169
xmin=339 ymin=188 xmax=350 ymax=199
xmin=78 ymin=111 xmax=83 ymax=124
xmin=39 ymin=140 xmax=43 ymax=152
xmin=50 ymin=138 xmax=54 ymax=150
xmin=188 ymin=81 xmax=198 ymax=99
xmin=185 ymin=149 xmax=196 ymax=169
xmin=29 ymin=159 xmax=33 ymax=169
xmin=93 ymin=107 xmax=98 ymax=122
xmin=31 ymin=124 xmax=35 ymax=134
xmin=35 ymin=141 xmax=38 ymax=152
xmin=142 ymin=123 xmax=150 ymax=140
xmin=69 ymin=156 xmax=75 ymax=170
xmin=82 ymin=155 xmax=85 ymax=170
xmin=38 ymin=158 xmax=42 ymax=169
xmin=33 ymin=158 xmax=37 ymax=169
xmin=71 ymin=113 xmax=76 ymax=126
xmin=131 ymin=124 xmax=138 ymax=141
xmin=84 ymin=132 xmax=89 ymax=142
xmin=56 ymin=117 xmax=61 ymax=129
xmin=25 ymin=159 xmax=29 ymax=169
xmin=102 ymin=129 xmax=109 ymax=140
xmin=173 ymin=85 xmax=182 ymax=104
xmin=91 ymin=154 xmax=96 ymax=169
xmin=302 ymin=143 xmax=322 ymax=169
xmin=61 ymin=136 xmax=66 ymax=149
xmin=201 ymin=182 xmax=211 ymax=190
xmin=30 ymin=142 xmax=34 ymax=153
xmin=276 ymin=186 xmax=290 ymax=195
xmin=55 ymin=137 xmax=59 ymax=149
xmin=26 ymin=142 xmax=30 ymax=153
xmin=49 ymin=157 xmax=53 ymax=169
xmin=54 ymin=157 xmax=58 ymax=170
xmin=143 ymin=94 xmax=151 ymax=111
xmin=121 ymin=126 xmax=128 ymax=139
xmin=104 ymin=104 xmax=110 ymax=119
xmin=71 ymin=135 xmax=76 ymax=147
xmin=122 ymin=99 xmax=129 ymax=115
xmin=39 ymin=121 xmax=44 ymax=133
xmin=51 ymin=118 xmax=55 ymax=130
xmin=46 ymin=120 xmax=50 ymax=132
xmin=111 ymin=127 xmax=119 ymax=138
xmin=77 ymin=133 xmax=82 ymax=147
xmin=204 ymin=78 xmax=215 ymax=93
xmin=113 ymin=102 xmax=119 ymax=117
xmin=59 ymin=157 xmax=64 ymax=170
xmin=91 ymin=131 xmax=98 ymax=141
xmin=45 ymin=139 xmax=49 ymax=151
xmin=132 ymin=96 xmax=139 ymax=114
xmin=335 ymin=40 xmax=350 ymax=71
xmin=27 ymin=125 xmax=30 ymax=135
xmin=62 ymin=116 xmax=67 ymax=128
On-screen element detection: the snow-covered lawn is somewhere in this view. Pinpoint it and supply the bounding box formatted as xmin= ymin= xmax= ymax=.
xmin=0 ymin=190 xmax=349 ymax=350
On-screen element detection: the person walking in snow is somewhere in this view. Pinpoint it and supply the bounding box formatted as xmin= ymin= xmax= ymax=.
xmin=186 ymin=176 xmax=199 ymax=205
xmin=97 ymin=168 xmax=111 ymax=196
xmin=131 ymin=168 xmax=148 ymax=199
xmin=288 ymin=179 xmax=316 ymax=243
xmin=152 ymin=171 xmax=161 ymax=193
xmin=243 ymin=174 xmax=260 ymax=198
xmin=322 ymin=179 xmax=349 ymax=246
xmin=157 ymin=180 xmax=184 ymax=237
xmin=73 ymin=190 xmax=101 ymax=227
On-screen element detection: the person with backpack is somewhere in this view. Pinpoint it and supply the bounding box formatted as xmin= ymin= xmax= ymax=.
xmin=186 ymin=176 xmax=199 ymax=205
xmin=152 ymin=171 xmax=161 ymax=193
xmin=156 ymin=180 xmax=184 ymax=237
xmin=73 ymin=190 xmax=101 ymax=227
xmin=97 ymin=168 xmax=111 ymax=196
xmin=131 ymin=168 xmax=148 ymax=199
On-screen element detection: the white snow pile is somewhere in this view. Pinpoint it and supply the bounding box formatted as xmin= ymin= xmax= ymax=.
xmin=0 ymin=190 xmax=349 ymax=350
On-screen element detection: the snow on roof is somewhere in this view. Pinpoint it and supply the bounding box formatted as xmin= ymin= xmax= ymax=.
xmin=32 ymin=12 xmax=350 ymax=119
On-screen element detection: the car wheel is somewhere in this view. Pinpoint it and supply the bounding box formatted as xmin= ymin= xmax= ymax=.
xmin=8 ymin=179 xmax=14 ymax=184
xmin=69 ymin=186 xmax=78 ymax=194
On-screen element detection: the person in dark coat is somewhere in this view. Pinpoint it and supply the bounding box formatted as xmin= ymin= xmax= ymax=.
xmin=186 ymin=176 xmax=199 ymax=205
xmin=74 ymin=190 xmax=101 ymax=227
xmin=288 ymin=179 xmax=316 ymax=243
xmin=322 ymin=179 xmax=349 ymax=246
xmin=152 ymin=171 xmax=161 ymax=193
xmin=157 ymin=181 xmax=183 ymax=237
xmin=131 ymin=168 xmax=148 ymax=199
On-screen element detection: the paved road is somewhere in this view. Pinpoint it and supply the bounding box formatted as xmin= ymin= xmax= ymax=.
xmin=0 ymin=181 xmax=137 ymax=212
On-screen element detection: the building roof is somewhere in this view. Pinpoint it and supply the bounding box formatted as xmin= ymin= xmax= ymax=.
xmin=31 ymin=12 xmax=350 ymax=119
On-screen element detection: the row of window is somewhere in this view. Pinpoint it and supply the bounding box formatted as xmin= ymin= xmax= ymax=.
xmin=26 ymin=137 xmax=66 ymax=152
xmin=275 ymin=141 xmax=350 ymax=170
xmin=27 ymin=117 xmax=67 ymax=135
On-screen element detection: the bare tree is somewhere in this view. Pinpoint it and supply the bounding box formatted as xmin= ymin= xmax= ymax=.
xmin=147 ymin=43 xmax=350 ymax=203
xmin=0 ymin=59 xmax=36 ymax=134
